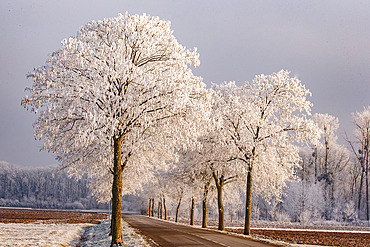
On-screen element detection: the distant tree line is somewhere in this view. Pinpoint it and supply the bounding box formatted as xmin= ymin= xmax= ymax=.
xmin=0 ymin=162 xmax=107 ymax=210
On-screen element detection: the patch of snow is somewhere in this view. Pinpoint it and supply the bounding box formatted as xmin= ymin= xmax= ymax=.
xmin=75 ymin=219 xmax=150 ymax=247
xmin=0 ymin=219 xmax=151 ymax=247
xmin=0 ymin=222 xmax=92 ymax=246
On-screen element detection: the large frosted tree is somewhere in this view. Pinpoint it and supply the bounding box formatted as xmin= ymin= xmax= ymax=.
xmin=212 ymin=70 xmax=320 ymax=235
xmin=22 ymin=13 xmax=205 ymax=246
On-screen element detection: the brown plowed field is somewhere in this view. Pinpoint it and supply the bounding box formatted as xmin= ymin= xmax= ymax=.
xmin=0 ymin=207 xmax=107 ymax=224
xmin=227 ymin=228 xmax=370 ymax=247
xmin=181 ymin=218 xmax=370 ymax=246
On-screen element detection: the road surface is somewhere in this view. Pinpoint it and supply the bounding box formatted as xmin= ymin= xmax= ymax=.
xmin=123 ymin=215 xmax=276 ymax=247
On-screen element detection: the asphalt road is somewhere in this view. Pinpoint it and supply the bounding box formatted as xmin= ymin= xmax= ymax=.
xmin=123 ymin=215 xmax=275 ymax=247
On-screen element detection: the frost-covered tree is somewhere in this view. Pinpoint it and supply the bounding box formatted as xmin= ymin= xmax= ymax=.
xmin=152 ymin=90 xmax=213 ymax=226
xmin=165 ymin=170 xmax=190 ymax=223
xmin=283 ymin=180 xmax=325 ymax=223
xmin=313 ymin=113 xmax=339 ymax=185
xmin=347 ymin=106 xmax=370 ymax=220
xmin=161 ymin=151 xmax=199 ymax=223
xmin=207 ymin=148 xmax=242 ymax=230
xmin=312 ymin=113 xmax=351 ymax=219
xmin=212 ymin=70 xmax=320 ymax=235
xmin=168 ymin=140 xmax=217 ymax=228
xmin=193 ymin=109 xmax=243 ymax=230
xmin=22 ymin=13 xmax=205 ymax=245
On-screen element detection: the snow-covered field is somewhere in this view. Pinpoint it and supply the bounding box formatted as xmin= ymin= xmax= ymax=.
xmin=0 ymin=222 xmax=91 ymax=246
xmin=0 ymin=220 xmax=150 ymax=247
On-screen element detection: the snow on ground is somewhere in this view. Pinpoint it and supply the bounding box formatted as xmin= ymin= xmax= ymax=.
xmin=78 ymin=219 xmax=150 ymax=247
xmin=0 ymin=222 xmax=92 ymax=247
xmin=0 ymin=219 xmax=150 ymax=247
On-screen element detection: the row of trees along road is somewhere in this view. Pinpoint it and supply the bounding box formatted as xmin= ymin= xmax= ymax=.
xmin=22 ymin=13 xmax=369 ymax=246
xmin=145 ymin=107 xmax=370 ymax=229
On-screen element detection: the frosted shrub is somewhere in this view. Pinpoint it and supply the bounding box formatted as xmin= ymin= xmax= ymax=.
xmin=64 ymin=201 xmax=84 ymax=209
xmin=299 ymin=210 xmax=312 ymax=225
xmin=252 ymin=205 xmax=260 ymax=220
xmin=276 ymin=210 xmax=291 ymax=223
xmin=312 ymin=211 xmax=325 ymax=225
xmin=332 ymin=206 xmax=343 ymax=222
xmin=344 ymin=201 xmax=358 ymax=223
xmin=283 ymin=181 xmax=325 ymax=223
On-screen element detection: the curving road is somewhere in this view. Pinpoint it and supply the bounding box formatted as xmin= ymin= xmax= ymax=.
xmin=123 ymin=215 xmax=276 ymax=247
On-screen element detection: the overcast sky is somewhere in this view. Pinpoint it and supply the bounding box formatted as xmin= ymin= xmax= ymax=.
xmin=0 ymin=0 xmax=369 ymax=168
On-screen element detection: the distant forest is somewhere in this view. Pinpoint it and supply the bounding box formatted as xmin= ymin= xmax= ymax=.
xmin=0 ymin=162 xmax=106 ymax=210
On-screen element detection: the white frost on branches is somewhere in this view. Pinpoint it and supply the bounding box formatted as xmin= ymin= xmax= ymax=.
xmin=22 ymin=13 xmax=206 ymax=202
xmin=211 ymin=70 xmax=321 ymax=200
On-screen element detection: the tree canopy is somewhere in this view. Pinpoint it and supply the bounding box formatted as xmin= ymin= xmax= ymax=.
xmin=22 ymin=13 xmax=206 ymax=246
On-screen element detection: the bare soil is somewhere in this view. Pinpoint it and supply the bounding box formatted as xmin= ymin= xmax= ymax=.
xmin=0 ymin=207 xmax=107 ymax=224
xmin=177 ymin=218 xmax=370 ymax=247
xmin=225 ymin=228 xmax=370 ymax=247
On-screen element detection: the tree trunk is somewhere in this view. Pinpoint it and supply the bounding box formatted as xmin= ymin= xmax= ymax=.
xmin=175 ymin=197 xmax=182 ymax=223
xmin=160 ymin=200 xmax=163 ymax=219
xmin=217 ymin=183 xmax=224 ymax=230
xmin=111 ymin=135 xmax=124 ymax=246
xmin=157 ymin=201 xmax=161 ymax=218
xmin=202 ymin=182 xmax=210 ymax=228
xmin=324 ymin=137 xmax=330 ymax=219
xmin=163 ymin=197 xmax=167 ymax=220
xmin=331 ymin=181 xmax=335 ymax=216
xmin=366 ymin=161 xmax=369 ymax=221
xmin=109 ymin=199 xmax=112 ymax=222
xmin=202 ymin=197 xmax=208 ymax=228
xmin=212 ymin=173 xmax=225 ymax=231
xmin=148 ymin=198 xmax=152 ymax=216
xmin=190 ymin=197 xmax=195 ymax=225
xmin=367 ymin=146 xmax=369 ymax=221
xmin=358 ymin=169 xmax=364 ymax=217
xmin=314 ymin=147 xmax=318 ymax=183
xmin=151 ymin=198 xmax=155 ymax=217
xmin=244 ymin=170 xmax=253 ymax=235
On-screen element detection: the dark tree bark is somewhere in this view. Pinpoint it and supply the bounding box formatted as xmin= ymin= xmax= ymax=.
xmin=175 ymin=197 xmax=182 ymax=223
xmin=366 ymin=159 xmax=369 ymax=221
xmin=160 ymin=200 xmax=163 ymax=219
xmin=244 ymin=170 xmax=253 ymax=235
xmin=202 ymin=180 xmax=210 ymax=228
xmin=216 ymin=181 xmax=224 ymax=231
xmin=157 ymin=200 xmax=162 ymax=218
xmin=212 ymin=172 xmax=225 ymax=231
xmin=151 ymin=198 xmax=155 ymax=217
xmin=202 ymin=197 xmax=208 ymax=228
xmin=148 ymin=198 xmax=152 ymax=216
xmin=163 ymin=197 xmax=167 ymax=220
xmin=190 ymin=197 xmax=195 ymax=225
xmin=314 ymin=147 xmax=318 ymax=183
xmin=358 ymin=168 xmax=364 ymax=216
xmin=111 ymin=135 xmax=124 ymax=246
